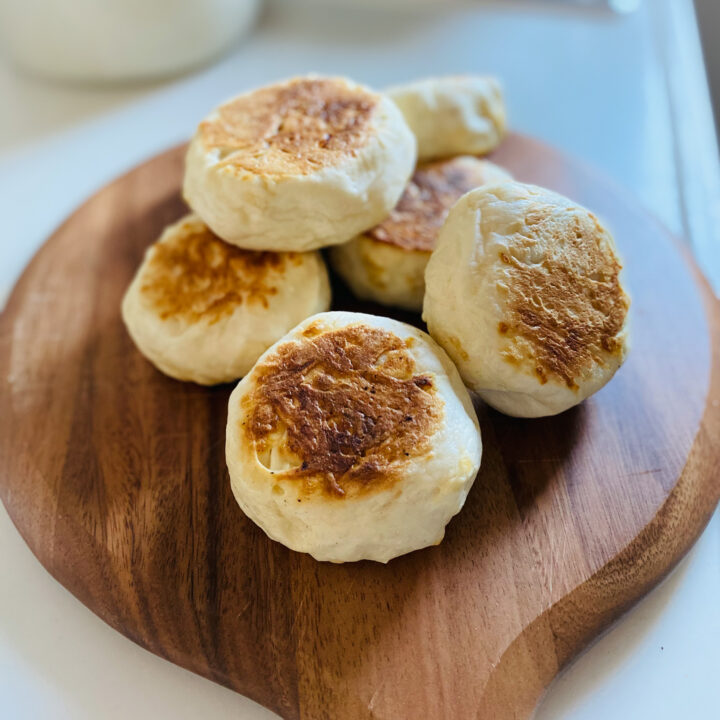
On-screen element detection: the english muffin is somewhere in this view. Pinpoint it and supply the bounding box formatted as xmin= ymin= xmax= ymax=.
xmin=183 ymin=75 xmax=416 ymax=252
xmin=387 ymin=75 xmax=507 ymax=161
xmin=122 ymin=214 xmax=331 ymax=385
xmin=226 ymin=311 xmax=482 ymax=563
xmin=329 ymin=156 xmax=512 ymax=311
xmin=423 ymin=182 xmax=630 ymax=417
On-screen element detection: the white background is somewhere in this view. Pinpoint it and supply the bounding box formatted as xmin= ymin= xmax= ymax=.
xmin=1 ymin=1 xmax=719 ymax=718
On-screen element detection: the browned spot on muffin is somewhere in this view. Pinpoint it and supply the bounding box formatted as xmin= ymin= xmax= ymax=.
xmin=440 ymin=332 xmax=470 ymax=363
xmin=497 ymin=206 xmax=629 ymax=389
xmin=368 ymin=157 xmax=508 ymax=252
xmin=200 ymin=78 xmax=377 ymax=177
xmin=140 ymin=218 xmax=290 ymax=324
xmin=243 ymin=324 xmax=443 ymax=498
xmin=301 ymin=320 xmax=326 ymax=338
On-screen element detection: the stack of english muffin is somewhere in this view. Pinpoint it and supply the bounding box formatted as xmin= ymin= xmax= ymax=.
xmin=122 ymin=74 xmax=630 ymax=563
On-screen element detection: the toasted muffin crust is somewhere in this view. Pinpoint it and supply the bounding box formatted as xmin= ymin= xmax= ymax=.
xmin=496 ymin=205 xmax=629 ymax=389
xmin=199 ymin=78 xmax=377 ymax=177
xmin=140 ymin=217 xmax=296 ymax=324
xmin=241 ymin=323 xmax=443 ymax=497
xmin=368 ymin=157 xmax=507 ymax=252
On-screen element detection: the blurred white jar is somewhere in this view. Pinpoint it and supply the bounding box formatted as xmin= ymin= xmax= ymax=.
xmin=0 ymin=0 xmax=262 ymax=82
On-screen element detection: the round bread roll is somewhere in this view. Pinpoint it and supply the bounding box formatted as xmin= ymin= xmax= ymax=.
xmin=226 ymin=311 xmax=482 ymax=563
xmin=423 ymin=182 xmax=631 ymax=418
xmin=122 ymin=214 xmax=331 ymax=385
xmin=329 ymin=156 xmax=512 ymax=311
xmin=387 ymin=75 xmax=506 ymax=161
xmin=183 ymin=75 xmax=416 ymax=252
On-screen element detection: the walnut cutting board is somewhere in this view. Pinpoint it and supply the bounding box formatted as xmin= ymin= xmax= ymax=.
xmin=1 ymin=134 xmax=719 ymax=720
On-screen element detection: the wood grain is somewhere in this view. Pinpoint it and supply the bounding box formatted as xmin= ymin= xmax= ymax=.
xmin=0 ymin=134 xmax=718 ymax=720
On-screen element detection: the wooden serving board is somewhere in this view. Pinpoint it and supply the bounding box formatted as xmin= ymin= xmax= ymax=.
xmin=1 ymin=135 xmax=719 ymax=720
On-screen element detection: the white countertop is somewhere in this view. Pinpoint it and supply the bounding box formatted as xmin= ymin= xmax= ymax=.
xmin=1 ymin=1 xmax=719 ymax=718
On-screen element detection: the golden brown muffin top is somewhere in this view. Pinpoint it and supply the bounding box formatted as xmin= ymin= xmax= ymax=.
xmin=241 ymin=322 xmax=443 ymax=498
xmin=368 ymin=156 xmax=510 ymax=252
xmin=139 ymin=216 xmax=299 ymax=324
xmin=198 ymin=77 xmax=378 ymax=177
xmin=495 ymin=198 xmax=630 ymax=389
